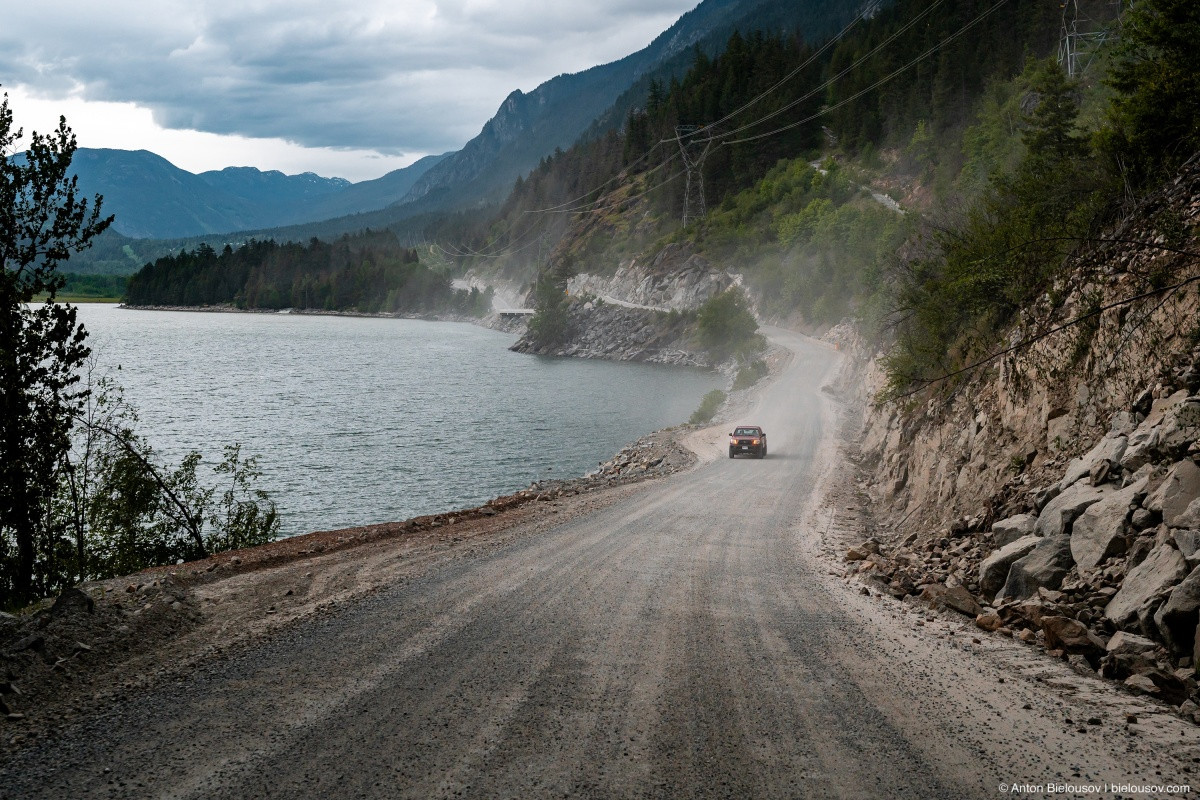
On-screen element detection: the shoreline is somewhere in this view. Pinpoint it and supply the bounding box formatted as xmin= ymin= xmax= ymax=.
xmin=119 ymin=302 xmax=492 ymax=325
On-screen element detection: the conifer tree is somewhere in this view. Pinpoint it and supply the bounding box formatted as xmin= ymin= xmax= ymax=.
xmin=0 ymin=92 xmax=112 ymax=605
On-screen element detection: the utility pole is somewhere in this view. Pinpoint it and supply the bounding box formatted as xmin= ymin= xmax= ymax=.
xmin=675 ymin=125 xmax=713 ymax=227
xmin=1058 ymin=0 xmax=1127 ymax=78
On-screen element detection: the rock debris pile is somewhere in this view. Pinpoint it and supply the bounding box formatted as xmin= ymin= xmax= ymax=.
xmin=0 ymin=580 xmax=201 ymax=730
xmin=849 ymin=349 xmax=1200 ymax=714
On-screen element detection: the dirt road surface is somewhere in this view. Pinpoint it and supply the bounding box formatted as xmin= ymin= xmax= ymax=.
xmin=6 ymin=328 xmax=1200 ymax=799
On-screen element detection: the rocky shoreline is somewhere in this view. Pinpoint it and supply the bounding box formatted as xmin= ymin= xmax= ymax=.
xmin=510 ymin=298 xmax=711 ymax=366
xmin=119 ymin=302 xmax=500 ymax=328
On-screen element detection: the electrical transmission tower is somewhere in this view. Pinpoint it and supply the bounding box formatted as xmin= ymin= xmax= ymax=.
xmin=1057 ymin=0 xmax=1127 ymax=78
xmin=675 ymin=125 xmax=713 ymax=227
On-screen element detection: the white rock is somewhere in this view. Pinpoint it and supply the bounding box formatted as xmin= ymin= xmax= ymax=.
xmin=1147 ymin=460 xmax=1200 ymax=528
xmin=1062 ymin=436 xmax=1128 ymax=487
xmin=1071 ymin=477 xmax=1148 ymax=570
xmin=992 ymin=514 xmax=1037 ymax=548
xmin=1105 ymin=543 xmax=1189 ymax=627
xmin=1035 ymin=482 xmax=1112 ymax=538
xmin=1106 ymin=630 xmax=1158 ymax=656
xmin=979 ymin=535 xmax=1041 ymax=598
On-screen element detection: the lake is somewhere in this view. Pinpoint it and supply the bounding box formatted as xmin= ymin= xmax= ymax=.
xmin=76 ymin=306 xmax=721 ymax=537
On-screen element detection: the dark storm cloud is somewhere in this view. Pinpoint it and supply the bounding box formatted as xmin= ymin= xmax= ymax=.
xmin=0 ymin=0 xmax=696 ymax=153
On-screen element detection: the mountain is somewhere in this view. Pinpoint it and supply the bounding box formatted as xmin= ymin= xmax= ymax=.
xmin=299 ymin=153 xmax=452 ymax=221
xmin=59 ymin=0 xmax=867 ymax=269
xmin=196 ymin=166 xmax=350 ymax=226
xmin=65 ymin=149 xmax=448 ymax=240
xmin=67 ymin=149 xmax=274 ymax=239
xmin=394 ymin=0 xmax=866 ymax=214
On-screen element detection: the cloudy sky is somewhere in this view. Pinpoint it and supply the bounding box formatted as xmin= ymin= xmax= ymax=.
xmin=2 ymin=1 xmax=697 ymax=181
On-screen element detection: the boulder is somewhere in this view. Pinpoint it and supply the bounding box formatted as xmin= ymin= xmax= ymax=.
xmin=1005 ymin=599 xmax=1053 ymax=628
xmin=1125 ymin=674 xmax=1159 ymax=695
xmin=1035 ymin=482 xmax=1111 ymax=538
xmin=1042 ymin=615 xmax=1107 ymax=656
xmin=1106 ymin=631 xmax=1158 ymax=657
xmin=1033 ymin=483 xmax=1062 ymax=512
xmin=1158 ymin=396 xmax=1200 ymax=457
xmin=1110 ymin=411 xmax=1137 ymax=437
xmin=1130 ymin=508 xmax=1158 ymax=531
xmin=1154 ymin=565 xmax=1200 ymax=653
xmin=1147 ymin=459 xmax=1200 ymax=528
xmin=997 ymin=536 xmax=1074 ymax=603
xmin=1139 ymin=669 xmax=1190 ymax=706
xmin=1121 ymin=427 xmax=1162 ymax=472
xmin=50 ymin=587 xmax=94 ymax=617
xmin=1172 ymin=530 xmax=1200 ymax=566
xmin=1119 ymin=392 xmax=1194 ymax=470
xmin=941 ymin=586 xmax=982 ymax=617
xmin=1070 ymin=477 xmax=1148 ymax=570
xmin=1062 ymin=436 xmax=1128 ymax=487
xmin=976 ymin=611 xmax=1004 ymax=631
xmin=979 ymin=535 xmax=1041 ymax=598
xmin=1105 ymin=543 xmax=1189 ymax=627
xmin=1147 ymin=390 xmax=1192 ymax=429
xmin=1175 ymin=500 xmax=1200 ymax=530
xmin=922 ymin=584 xmax=982 ymax=617
xmin=991 ymin=514 xmax=1037 ymax=548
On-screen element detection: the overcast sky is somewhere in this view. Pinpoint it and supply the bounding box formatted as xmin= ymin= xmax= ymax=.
xmin=1 ymin=1 xmax=697 ymax=182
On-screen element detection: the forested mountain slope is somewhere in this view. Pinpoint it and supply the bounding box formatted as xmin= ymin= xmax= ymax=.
xmin=395 ymin=0 xmax=868 ymax=214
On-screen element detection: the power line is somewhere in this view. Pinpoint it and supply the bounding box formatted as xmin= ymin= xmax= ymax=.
xmin=434 ymin=0 xmax=1007 ymax=260
xmin=706 ymin=0 xmax=947 ymax=145
xmin=673 ymin=7 xmax=873 ymax=144
xmin=676 ymin=125 xmax=713 ymax=225
xmin=720 ymin=0 xmax=1011 ymax=146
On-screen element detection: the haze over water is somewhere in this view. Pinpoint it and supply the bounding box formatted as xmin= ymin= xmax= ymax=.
xmin=78 ymin=306 xmax=721 ymax=537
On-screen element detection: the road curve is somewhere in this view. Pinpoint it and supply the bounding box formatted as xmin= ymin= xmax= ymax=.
xmin=7 ymin=328 xmax=1200 ymax=799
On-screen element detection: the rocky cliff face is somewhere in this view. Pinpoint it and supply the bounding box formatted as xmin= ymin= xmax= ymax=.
xmin=513 ymin=242 xmax=748 ymax=366
xmin=566 ymin=244 xmax=742 ymax=311
xmin=512 ymin=298 xmax=709 ymax=367
xmin=845 ymin=160 xmax=1200 ymax=712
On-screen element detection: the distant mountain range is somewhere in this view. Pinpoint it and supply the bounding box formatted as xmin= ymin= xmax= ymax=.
xmin=67 ymin=148 xmax=450 ymax=239
xmin=57 ymin=0 xmax=867 ymax=269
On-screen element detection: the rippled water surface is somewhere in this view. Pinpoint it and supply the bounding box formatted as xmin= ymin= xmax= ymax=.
xmin=78 ymin=306 xmax=720 ymax=537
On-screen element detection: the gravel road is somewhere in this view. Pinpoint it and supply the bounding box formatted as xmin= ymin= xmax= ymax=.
xmin=6 ymin=328 xmax=1200 ymax=799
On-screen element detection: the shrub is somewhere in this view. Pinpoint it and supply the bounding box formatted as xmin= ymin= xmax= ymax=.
xmin=696 ymin=289 xmax=764 ymax=361
xmin=732 ymin=360 xmax=769 ymax=390
xmin=689 ymin=390 xmax=727 ymax=425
